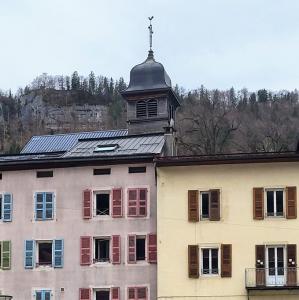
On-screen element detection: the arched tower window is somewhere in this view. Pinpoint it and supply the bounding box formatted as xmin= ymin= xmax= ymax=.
xmin=136 ymin=101 xmax=147 ymax=118
xmin=147 ymin=99 xmax=158 ymax=117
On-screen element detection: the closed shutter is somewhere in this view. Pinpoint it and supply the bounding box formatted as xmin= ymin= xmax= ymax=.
xmin=188 ymin=190 xmax=199 ymax=222
xmin=253 ymin=188 xmax=264 ymax=220
xmin=147 ymin=233 xmax=157 ymax=263
xmin=221 ymin=244 xmax=232 ymax=277
xmin=80 ymin=236 xmax=91 ymax=266
xmin=128 ymin=189 xmax=138 ymax=217
xmin=79 ymin=288 xmax=91 ymax=300
xmin=137 ymin=287 xmax=147 ymax=300
xmin=3 ymin=193 xmax=12 ymax=222
xmin=255 ymin=245 xmax=265 ymax=286
xmin=111 ymin=287 xmax=120 ymax=300
xmin=45 ymin=192 xmax=54 ymax=220
xmin=188 ymin=245 xmax=199 ymax=278
xmin=128 ymin=235 xmax=136 ymax=263
xmin=112 ymin=188 xmax=123 ymax=218
xmin=1 ymin=241 xmax=11 ymax=270
xmin=128 ymin=287 xmax=136 ymax=299
xmin=53 ymin=239 xmax=64 ymax=268
xmin=287 ymin=244 xmax=297 ymax=286
xmin=112 ymin=235 xmax=121 ymax=264
xmin=35 ymin=192 xmax=44 ymax=220
xmin=83 ymin=189 xmax=92 ymax=219
xmin=138 ymin=188 xmax=148 ymax=217
xmin=24 ymin=240 xmax=35 ymax=269
xmin=286 ymin=187 xmax=297 ymax=219
xmin=210 ymin=189 xmax=220 ymax=221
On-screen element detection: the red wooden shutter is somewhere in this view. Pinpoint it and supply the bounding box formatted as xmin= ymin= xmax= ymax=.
xmin=188 ymin=190 xmax=199 ymax=222
xmin=112 ymin=188 xmax=123 ymax=218
xmin=253 ymin=188 xmax=264 ymax=220
xmin=128 ymin=287 xmax=136 ymax=299
xmin=221 ymin=244 xmax=232 ymax=277
xmin=138 ymin=188 xmax=148 ymax=217
xmin=80 ymin=236 xmax=92 ymax=265
xmin=188 ymin=245 xmax=199 ymax=278
xmin=286 ymin=186 xmax=297 ymax=219
xmin=255 ymin=245 xmax=265 ymax=286
xmin=128 ymin=234 xmax=136 ymax=263
xmin=147 ymin=233 xmax=157 ymax=263
xmin=79 ymin=288 xmax=91 ymax=300
xmin=112 ymin=235 xmax=121 ymax=264
xmin=210 ymin=189 xmax=220 ymax=221
xmin=83 ymin=189 xmax=92 ymax=219
xmin=287 ymin=244 xmax=297 ymax=286
xmin=128 ymin=189 xmax=138 ymax=217
xmin=111 ymin=287 xmax=120 ymax=300
xmin=137 ymin=287 xmax=147 ymax=300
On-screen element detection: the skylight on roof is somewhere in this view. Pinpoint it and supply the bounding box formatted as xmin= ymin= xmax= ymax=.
xmin=93 ymin=144 xmax=119 ymax=153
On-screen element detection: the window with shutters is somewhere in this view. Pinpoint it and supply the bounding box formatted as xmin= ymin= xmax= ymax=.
xmin=127 ymin=188 xmax=148 ymax=217
xmin=266 ymin=189 xmax=284 ymax=217
xmin=34 ymin=192 xmax=55 ymax=221
xmin=136 ymin=236 xmax=146 ymax=261
xmin=37 ymin=241 xmax=53 ymax=267
xmin=201 ymin=247 xmax=219 ymax=275
xmin=200 ymin=192 xmax=210 ymax=219
xmin=128 ymin=287 xmax=148 ymax=300
xmin=94 ymin=191 xmax=110 ymax=216
xmin=0 ymin=240 xmax=11 ymax=270
xmin=94 ymin=237 xmax=110 ymax=263
xmin=0 ymin=193 xmax=13 ymax=222
xmin=94 ymin=289 xmax=110 ymax=300
xmin=35 ymin=290 xmax=52 ymax=300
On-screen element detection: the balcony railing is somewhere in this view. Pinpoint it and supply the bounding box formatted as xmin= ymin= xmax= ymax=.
xmin=246 ymin=268 xmax=299 ymax=289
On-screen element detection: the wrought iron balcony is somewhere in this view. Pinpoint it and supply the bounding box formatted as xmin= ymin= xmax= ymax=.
xmin=246 ymin=268 xmax=299 ymax=289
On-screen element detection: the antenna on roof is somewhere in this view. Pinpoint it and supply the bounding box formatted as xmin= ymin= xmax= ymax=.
xmin=148 ymin=16 xmax=154 ymax=51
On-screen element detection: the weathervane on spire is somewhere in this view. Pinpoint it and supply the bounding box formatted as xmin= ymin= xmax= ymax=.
xmin=148 ymin=16 xmax=154 ymax=51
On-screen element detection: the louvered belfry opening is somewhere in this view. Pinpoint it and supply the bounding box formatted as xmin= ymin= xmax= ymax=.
xmin=147 ymin=99 xmax=158 ymax=117
xmin=136 ymin=101 xmax=147 ymax=118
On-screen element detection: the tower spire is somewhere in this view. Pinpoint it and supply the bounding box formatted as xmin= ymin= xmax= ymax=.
xmin=148 ymin=16 xmax=154 ymax=59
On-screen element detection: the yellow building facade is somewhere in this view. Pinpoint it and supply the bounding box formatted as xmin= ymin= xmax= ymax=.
xmin=157 ymin=154 xmax=299 ymax=300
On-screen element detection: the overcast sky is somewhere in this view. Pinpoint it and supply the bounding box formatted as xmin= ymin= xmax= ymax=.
xmin=1 ymin=0 xmax=299 ymax=92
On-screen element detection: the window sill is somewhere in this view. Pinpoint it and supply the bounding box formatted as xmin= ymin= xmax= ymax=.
xmin=200 ymin=273 xmax=220 ymax=278
xmin=92 ymin=261 xmax=111 ymax=267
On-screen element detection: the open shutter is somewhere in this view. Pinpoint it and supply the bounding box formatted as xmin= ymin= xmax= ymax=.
xmin=24 ymin=240 xmax=35 ymax=269
xmin=112 ymin=188 xmax=123 ymax=218
xmin=139 ymin=188 xmax=148 ymax=217
xmin=221 ymin=244 xmax=232 ymax=277
xmin=79 ymin=288 xmax=91 ymax=300
xmin=253 ymin=188 xmax=264 ymax=220
xmin=112 ymin=235 xmax=121 ymax=264
xmin=148 ymin=233 xmax=157 ymax=263
xmin=188 ymin=190 xmax=199 ymax=222
xmin=111 ymin=287 xmax=120 ymax=300
xmin=53 ymin=239 xmax=64 ymax=268
xmin=210 ymin=189 xmax=220 ymax=221
xmin=188 ymin=245 xmax=199 ymax=278
xmin=128 ymin=234 xmax=136 ymax=263
xmin=3 ymin=193 xmax=12 ymax=222
xmin=80 ymin=236 xmax=91 ymax=266
xmin=1 ymin=241 xmax=11 ymax=270
xmin=287 ymin=244 xmax=297 ymax=286
xmin=286 ymin=186 xmax=297 ymax=219
xmin=83 ymin=189 xmax=92 ymax=219
xmin=128 ymin=189 xmax=138 ymax=217
xmin=128 ymin=287 xmax=136 ymax=299
xmin=255 ymin=245 xmax=265 ymax=286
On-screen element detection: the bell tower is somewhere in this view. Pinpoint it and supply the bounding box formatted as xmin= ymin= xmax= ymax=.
xmin=121 ymin=17 xmax=180 ymax=136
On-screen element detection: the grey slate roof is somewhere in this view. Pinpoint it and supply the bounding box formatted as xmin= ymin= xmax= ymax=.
xmin=21 ymin=129 xmax=128 ymax=154
xmin=63 ymin=134 xmax=165 ymax=158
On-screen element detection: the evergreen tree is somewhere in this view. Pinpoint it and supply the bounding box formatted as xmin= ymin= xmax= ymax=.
xmin=65 ymin=76 xmax=70 ymax=90
xmin=88 ymin=71 xmax=96 ymax=95
xmin=71 ymin=71 xmax=80 ymax=90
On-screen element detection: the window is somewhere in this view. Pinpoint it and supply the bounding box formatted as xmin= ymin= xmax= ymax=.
xmin=0 ymin=240 xmax=11 ymax=270
xmin=95 ymin=192 xmax=110 ymax=216
xmin=201 ymin=248 xmax=219 ymax=275
xmin=136 ymin=101 xmax=147 ymax=118
xmin=128 ymin=188 xmax=148 ymax=217
xmin=95 ymin=290 xmax=110 ymax=300
xmin=94 ymin=144 xmax=118 ymax=153
xmin=266 ymin=189 xmax=284 ymax=217
xmin=35 ymin=192 xmax=54 ymax=220
xmin=128 ymin=287 xmax=148 ymax=300
xmin=136 ymin=99 xmax=158 ymax=118
xmin=36 ymin=171 xmax=53 ymax=178
xmin=0 ymin=193 xmax=13 ymax=222
xmin=136 ymin=237 xmax=146 ymax=261
xmin=37 ymin=241 xmax=52 ymax=267
xmin=35 ymin=290 xmax=51 ymax=300
xmin=200 ymin=192 xmax=210 ymax=219
xmin=147 ymin=99 xmax=158 ymax=117
xmin=93 ymin=168 xmax=111 ymax=175
xmin=128 ymin=167 xmax=146 ymax=174
xmin=94 ymin=238 xmax=110 ymax=263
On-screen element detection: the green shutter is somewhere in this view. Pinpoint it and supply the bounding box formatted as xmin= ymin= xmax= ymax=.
xmin=1 ymin=240 xmax=11 ymax=270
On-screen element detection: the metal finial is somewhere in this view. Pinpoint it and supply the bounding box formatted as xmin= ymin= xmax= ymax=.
xmin=148 ymin=16 xmax=154 ymax=51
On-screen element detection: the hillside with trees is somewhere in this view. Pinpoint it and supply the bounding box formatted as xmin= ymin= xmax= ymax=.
xmin=0 ymin=71 xmax=298 ymax=155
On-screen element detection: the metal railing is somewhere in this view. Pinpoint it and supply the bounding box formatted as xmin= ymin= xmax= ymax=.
xmin=245 ymin=268 xmax=299 ymax=288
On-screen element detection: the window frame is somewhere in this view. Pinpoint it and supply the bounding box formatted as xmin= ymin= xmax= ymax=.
xmin=200 ymin=191 xmax=210 ymax=220
xmin=136 ymin=235 xmax=146 ymax=262
xmin=34 ymin=289 xmax=52 ymax=300
xmin=200 ymin=246 xmax=220 ymax=276
xmin=34 ymin=192 xmax=55 ymax=221
xmin=265 ymin=188 xmax=285 ymax=218
xmin=93 ymin=236 xmax=111 ymax=264
xmin=93 ymin=190 xmax=111 ymax=218
xmin=93 ymin=288 xmax=110 ymax=300
xmin=36 ymin=240 xmax=53 ymax=267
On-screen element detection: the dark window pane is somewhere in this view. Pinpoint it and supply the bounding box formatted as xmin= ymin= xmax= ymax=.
xmin=136 ymin=238 xmax=146 ymax=261
xmin=0 ymin=196 xmax=2 ymax=219
xmin=95 ymin=239 xmax=110 ymax=262
xmin=201 ymin=193 xmax=209 ymax=218
xmin=202 ymin=249 xmax=210 ymax=274
xmin=93 ymin=168 xmax=111 ymax=175
xmin=211 ymin=249 xmax=218 ymax=274
xmin=36 ymin=292 xmax=42 ymax=300
xmin=96 ymin=194 xmax=110 ymax=215
xmin=267 ymin=191 xmax=274 ymax=216
xmin=37 ymin=171 xmax=53 ymax=178
xmin=37 ymin=193 xmax=43 ymax=203
xmin=268 ymin=248 xmax=275 ymax=275
xmin=276 ymin=191 xmax=284 ymax=216
xmin=38 ymin=243 xmax=52 ymax=266
xmin=45 ymin=292 xmax=51 ymax=300
xmin=96 ymin=290 xmax=110 ymax=300
xmin=128 ymin=166 xmax=146 ymax=174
